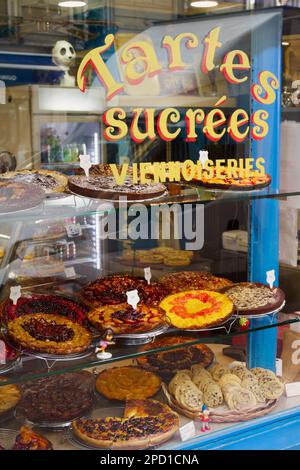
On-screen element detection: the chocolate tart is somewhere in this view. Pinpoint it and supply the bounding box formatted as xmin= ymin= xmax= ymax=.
xmin=0 ymin=181 xmax=45 ymax=214
xmin=219 ymin=282 xmax=285 ymax=316
xmin=68 ymin=175 xmax=167 ymax=200
xmin=0 ymin=170 xmax=68 ymax=194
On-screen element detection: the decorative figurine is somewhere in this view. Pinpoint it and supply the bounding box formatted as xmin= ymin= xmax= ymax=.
xmin=52 ymin=40 xmax=76 ymax=87
xmin=199 ymin=404 xmax=211 ymax=432
xmin=95 ymin=328 xmax=115 ymax=359
xmin=239 ymin=317 xmax=250 ymax=330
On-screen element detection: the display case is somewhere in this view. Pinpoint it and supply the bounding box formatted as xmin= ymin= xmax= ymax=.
xmin=2 ymin=6 xmax=300 ymax=452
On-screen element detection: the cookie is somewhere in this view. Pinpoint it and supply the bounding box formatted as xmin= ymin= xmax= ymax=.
xmin=219 ymin=373 xmax=242 ymax=388
xmin=203 ymin=384 xmax=223 ymax=408
xmin=251 ymin=368 xmax=276 ymax=380
xmin=174 ymin=382 xmax=199 ymax=405
xmin=169 ymin=372 xmax=192 ymax=395
xmin=177 ymin=387 xmax=203 ymax=412
xmin=241 ymin=379 xmax=266 ymax=403
xmin=209 ymin=363 xmax=230 ymax=381
xmin=191 ymin=365 xmax=211 ymax=379
xmin=258 ymin=378 xmax=284 ymax=400
xmin=225 ymin=387 xmax=257 ymax=411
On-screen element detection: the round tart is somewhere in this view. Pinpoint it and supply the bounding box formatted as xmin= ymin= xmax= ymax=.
xmin=68 ymin=175 xmax=167 ymax=200
xmin=0 ymin=181 xmax=45 ymax=214
xmin=12 ymin=426 xmax=53 ymax=450
xmin=160 ymin=290 xmax=234 ymax=330
xmin=0 ymin=379 xmax=21 ymax=417
xmin=7 ymin=313 xmax=92 ymax=355
xmin=18 ymin=371 xmax=95 ymax=424
xmin=0 ymin=170 xmax=68 ymax=194
xmin=137 ymin=336 xmax=214 ymax=375
xmin=96 ymin=366 xmax=161 ymax=401
xmin=80 ymin=274 xmax=168 ymax=308
xmin=72 ymin=399 xmax=179 ymax=450
xmin=159 ymin=271 xmax=233 ymax=294
xmin=0 ymin=294 xmax=87 ymax=325
xmin=220 ymin=282 xmax=285 ymax=315
xmin=88 ymin=303 xmax=165 ymax=334
xmin=193 ymin=167 xmax=271 ymax=191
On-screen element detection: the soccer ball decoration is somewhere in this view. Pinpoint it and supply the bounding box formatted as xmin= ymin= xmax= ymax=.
xmin=52 ymin=40 xmax=76 ymax=87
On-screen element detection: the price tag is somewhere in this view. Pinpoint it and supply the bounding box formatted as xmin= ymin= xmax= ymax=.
xmin=10 ymin=286 xmax=21 ymax=305
xmin=199 ymin=150 xmax=209 ymax=167
xmin=64 ymin=266 xmax=76 ymax=279
xmin=179 ymin=421 xmax=196 ymax=442
xmin=285 ymin=382 xmax=300 ymax=398
xmin=144 ymin=267 xmax=151 ymax=285
xmin=276 ymin=358 xmax=283 ymax=377
xmin=126 ymin=289 xmax=140 ymax=310
xmin=65 ymin=223 xmax=82 ymax=238
xmin=266 ymin=269 xmax=276 ymax=289
xmin=79 ymin=154 xmax=92 ymax=179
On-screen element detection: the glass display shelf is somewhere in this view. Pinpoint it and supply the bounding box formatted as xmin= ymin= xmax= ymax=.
xmin=0 ymin=311 xmax=298 ymax=387
xmin=0 ymin=185 xmax=300 ymax=224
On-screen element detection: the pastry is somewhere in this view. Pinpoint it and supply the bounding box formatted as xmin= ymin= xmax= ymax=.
xmin=72 ymin=399 xmax=179 ymax=450
xmin=18 ymin=371 xmax=95 ymax=423
xmin=80 ymin=274 xmax=169 ymax=308
xmin=218 ymin=374 xmax=242 ymax=388
xmin=241 ymin=378 xmax=266 ymax=403
xmin=0 ymin=170 xmax=67 ymax=194
xmin=160 ymin=271 xmax=233 ymax=294
xmin=0 ymin=379 xmax=21 ymax=416
xmin=203 ymin=384 xmax=223 ymax=408
xmin=0 ymin=181 xmax=45 ymax=214
xmin=209 ymin=363 xmax=230 ymax=381
xmin=68 ymin=175 xmax=167 ymax=200
xmin=0 ymin=294 xmax=87 ymax=325
xmin=137 ymin=336 xmax=214 ymax=375
xmin=169 ymin=371 xmax=193 ymax=395
xmin=87 ymin=303 xmax=165 ymax=334
xmin=193 ymin=167 xmax=271 ymax=190
xmin=96 ymin=366 xmax=161 ymax=401
xmin=256 ymin=376 xmax=284 ymax=400
xmin=8 ymin=313 xmax=92 ymax=355
xmin=12 ymin=426 xmax=53 ymax=450
xmin=160 ymin=290 xmax=234 ymax=330
xmin=224 ymin=387 xmax=257 ymax=411
xmin=220 ymin=283 xmax=285 ymax=315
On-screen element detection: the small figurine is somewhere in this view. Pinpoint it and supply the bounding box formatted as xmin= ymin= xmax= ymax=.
xmin=95 ymin=329 xmax=115 ymax=359
xmin=199 ymin=404 xmax=211 ymax=432
xmin=239 ymin=317 xmax=250 ymax=330
xmin=52 ymin=40 xmax=76 ymax=87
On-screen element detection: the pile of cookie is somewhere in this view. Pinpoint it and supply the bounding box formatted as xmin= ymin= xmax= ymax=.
xmin=120 ymin=247 xmax=194 ymax=267
xmin=167 ymin=362 xmax=284 ymax=414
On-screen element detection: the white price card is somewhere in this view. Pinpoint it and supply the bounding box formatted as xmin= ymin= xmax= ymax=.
xmin=10 ymin=286 xmax=21 ymax=305
xmin=144 ymin=267 xmax=151 ymax=285
xmin=126 ymin=289 xmax=140 ymax=310
xmin=285 ymin=382 xmax=300 ymax=398
xmin=64 ymin=266 xmax=76 ymax=279
xmin=276 ymin=358 xmax=283 ymax=377
xmin=199 ymin=150 xmax=209 ymax=167
xmin=266 ymin=269 xmax=276 ymax=289
xmin=65 ymin=223 xmax=82 ymax=238
xmin=179 ymin=421 xmax=196 ymax=442
xmin=79 ymin=154 xmax=92 ymax=179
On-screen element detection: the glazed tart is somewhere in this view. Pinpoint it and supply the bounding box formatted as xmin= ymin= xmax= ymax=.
xmin=72 ymin=399 xmax=179 ymax=450
xmin=0 ymin=181 xmax=45 ymax=214
xmin=12 ymin=426 xmax=53 ymax=450
xmin=193 ymin=167 xmax=271 ymax=191
xmin=137 ymin=336 xmax=214 ymax=375
xmin=159 ymin=271 xmax=233 ymax=294
xmin=18 ymin=371 xmax=95 ymax=424
xmin=220 ymin=282 xmax=285 ymax=315
xmin=7 ymin=313 xmax=92 ymax=355
xmin=0 ymin=170 xmax=68 ymax=194
xmin=159 ymin=290 xmax=234 ymax=330
xmin=87 ymin=302 xmax=165 ymax=334
xmin=80 ymin=274 xmax=168 ymax=308
xmin=96 ymin=366 xmax=161 ymax=401
xmin=0 ymin=379 xmax=21 ymax=416
xmin=68 ymin=175 xmax=166 ymax=200
xmin=0 ymin=294 xmax=87 ymax=325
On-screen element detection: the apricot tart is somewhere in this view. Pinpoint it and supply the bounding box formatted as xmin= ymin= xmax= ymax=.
xmin=7 ymin=313 xmax=92 ymax=355
xmin=159 ymin=271 xmax=233 ymax=294
xmin=96 ymin=366 xmax=161 ymax=401
xmin=0 ymin=379 xmax=21 ymax=416
xmin=159 ymin=290 xmax=234 ymax=330
xmin=193 ymin=167 xmax=271 ymax=190
xmin=12 ymin=426 xmax=53 ymax=450
xmin=72 ymin=399 xmax=179 ymax=450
